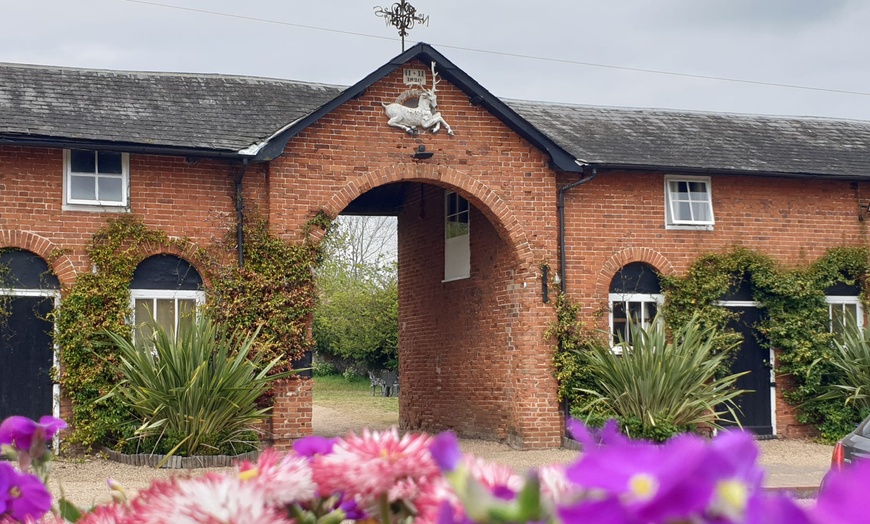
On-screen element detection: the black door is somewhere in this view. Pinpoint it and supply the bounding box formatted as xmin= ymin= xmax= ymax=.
xmin=0 ymin=296 xmax=55 ymax=421
xmin=724 ymin=306 xmax=773 ymax=435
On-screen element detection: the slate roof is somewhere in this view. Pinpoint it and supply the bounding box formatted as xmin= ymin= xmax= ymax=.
xmin=507 ymin=100 xmax=870 ymax=178
xmin=2 ymin=51 xmax=870 ymax=178
xmin=0 ymin=62 xmax=345 ymax=155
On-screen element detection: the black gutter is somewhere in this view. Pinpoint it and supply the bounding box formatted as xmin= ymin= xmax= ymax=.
xmin=557 ymin=166 xmax=596 ymax=294
xmin=235 ymin=159 xmax=248 ymax=268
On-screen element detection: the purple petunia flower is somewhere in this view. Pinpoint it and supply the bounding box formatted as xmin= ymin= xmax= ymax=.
xmin=430 ymin=431 xmax=462 ymax=472
xmin=565 ymin=425 xmax=712 ymax=523
xmin=566 ymin=418 xmax=627 ymax=451
xmin=337 ymin=494 xmax=367 ymax=520
xmin=0 ymin=415 xmax=67 ymax=453
xmin=701 ymin=430 xmax=766 ymax=522
xmin=0 ymin=462 xmax=52 ymax=522
xmin=291 ymin=435 xmax=336 ymax=458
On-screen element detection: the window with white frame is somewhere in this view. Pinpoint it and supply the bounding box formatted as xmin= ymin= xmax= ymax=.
xmin=129 ymin=255 xmax=204 ymax=347
xmin=826 ymin=281 xmax=864 ymax=340
xmin=444 ymin=191 xmax=470 ymax=281
xmin=664 ymin=175 xmax=714 ymax=228
xmin=64 ymin=149 xmax=129 ymax=207
xmin=609 ymin=262 xmax=663 ymax=351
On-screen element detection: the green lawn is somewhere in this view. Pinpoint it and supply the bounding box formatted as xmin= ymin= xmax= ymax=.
xmin=313 ymin=374 xmax=399 ymax=413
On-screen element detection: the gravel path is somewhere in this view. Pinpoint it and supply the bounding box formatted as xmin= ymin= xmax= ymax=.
xmin=46 ymin=404 xmax=833 ymax=509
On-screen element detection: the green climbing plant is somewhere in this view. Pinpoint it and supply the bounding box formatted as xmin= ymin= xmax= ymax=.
xmin=550 ymin=246 xmax=870 ymax=442
xmin=52 ymin=215 xmax=170 ymax=448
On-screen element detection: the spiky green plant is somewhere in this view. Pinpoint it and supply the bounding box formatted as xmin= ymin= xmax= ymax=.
xmin=578 ymin=312 xmax=748 ymax=439
xmin=812 ymin=319 xmax=870 ymax=411
xmin=102 ymin=315 xmax=292 ymax=460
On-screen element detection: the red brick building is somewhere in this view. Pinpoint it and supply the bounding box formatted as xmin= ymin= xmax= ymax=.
xmin=2 ymin=43 xmax=870 ymax=448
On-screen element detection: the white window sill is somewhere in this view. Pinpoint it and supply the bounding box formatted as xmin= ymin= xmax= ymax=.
xmin=665 ymin=223 xmax=714 ymax=231
xmin=442 ymin=275 xmax=470 ymax=283
xmin=63 ymin=203 xmax=130 ymax=213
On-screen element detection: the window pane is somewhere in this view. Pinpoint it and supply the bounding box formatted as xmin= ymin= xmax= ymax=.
xmin=70 ymin=174 xmax=96 ymax=201
xmin=98 ymin=176 xmax=123 ymax=202
xmin=178 ymin=299 xmax=196 ymax=335
xmin=676 ymin=202 xmax=691 ymax=220
xmin=447 ymin=193 xmax=457 ymax=216
xmin=134 ymin=299 xmax=155 ymax=349
xmin=446 ymin=219 xmax=469 ymax=238
xmin=97 ymin=152 xmax=123 ymax=174
xmin=458 ymin=196 xmax=468 ymax=213
xmin=70 ymin=150 xmax=96 ymax=173
xmin=156 ymin=299 xmax=176 ymax=339
xmin=612 ymin=301 xmax=627 ymax=345
xmin=688 ymin=181 xmax=707 ymax=195
xmin=692 ymin=202 xmax=710 ymax=222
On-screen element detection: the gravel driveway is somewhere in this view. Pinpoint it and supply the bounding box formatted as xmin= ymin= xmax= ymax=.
xmin=47 ymin=405 xmax=833 ymax=509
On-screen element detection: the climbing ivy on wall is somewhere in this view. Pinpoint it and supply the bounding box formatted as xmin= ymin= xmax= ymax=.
xmin=202 ymin=211 xmax=332 ymax=371
xmin=551 ymin=246 xmax=870 ymax=442
xmin=662 ymin=246 xmax=870 ymax=441
xmin=52 ymin=215 xmax=169 ymax=448
xmin=52 ymin=211 xmax=332 ymax=449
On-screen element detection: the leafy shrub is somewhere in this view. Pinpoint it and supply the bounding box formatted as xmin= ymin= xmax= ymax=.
xmin=102 ymin=314 xmax=292 ymax=459
xmin=575 ymin=312 xmax=748 ymax=440
xmin=806 ymin=319 xmax=870 ymax=439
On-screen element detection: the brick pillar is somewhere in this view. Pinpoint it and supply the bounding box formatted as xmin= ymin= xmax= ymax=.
xmin=269 ymin=377 xmax=313 ymax=451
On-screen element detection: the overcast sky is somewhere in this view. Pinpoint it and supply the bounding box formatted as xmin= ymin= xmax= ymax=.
xmin=2 ymin=0 xmax=869 ymax=121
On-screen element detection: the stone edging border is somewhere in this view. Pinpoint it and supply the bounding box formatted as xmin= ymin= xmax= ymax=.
xmin=102 ymin=448 xmax=259 ymax=469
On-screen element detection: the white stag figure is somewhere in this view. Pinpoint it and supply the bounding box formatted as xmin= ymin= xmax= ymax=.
xmin=382 ymin=62 xmax=454 ymax=136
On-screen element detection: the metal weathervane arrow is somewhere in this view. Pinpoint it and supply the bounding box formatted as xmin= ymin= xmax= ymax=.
xmin=374 ymin=0 xmax=429 ymax=52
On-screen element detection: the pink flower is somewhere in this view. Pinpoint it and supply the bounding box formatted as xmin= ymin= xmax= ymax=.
xmin=125 ymin=473 xmax=292 ymax=524
xmin=77 ymin=503 xmax=132 ymax=524
xmin=311 ymin=427 xmax=439 ymax=502
xmin=538 ymin=463 xmax=583 ymax=506
xmin=463 ymin=455 xmax=523 ymax=498
xmin=0 ymin=463 xmax=52 ymax=523
xmin=239 ymin=447 xmax=316 ymax=507
xmin=412 ymin=476 xmax=460 ymax=524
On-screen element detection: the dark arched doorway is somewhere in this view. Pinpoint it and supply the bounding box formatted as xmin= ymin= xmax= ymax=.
xmin=0 ymin=249 xmax=60 ymax=420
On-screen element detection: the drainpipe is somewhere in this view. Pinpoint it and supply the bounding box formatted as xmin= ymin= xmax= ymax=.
xmin=557 ymin=163 xmax=597 ymax=294
xmin=235 ymin=159 xmax=248 ymax=268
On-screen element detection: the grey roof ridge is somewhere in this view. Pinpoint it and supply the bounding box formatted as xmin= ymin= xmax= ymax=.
xmin=503 ymin=97 xmax=870 ymax=125
xmin=0 ymin=61 xmax=348 ymax=90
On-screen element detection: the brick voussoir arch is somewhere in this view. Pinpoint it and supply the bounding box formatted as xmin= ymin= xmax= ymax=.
xmin=0 ymin=230 xmax=77 ymax=288
xmin=596 ymin=247 xmax=676 ymax=300
xmin=132 ymin=238 xmax=212 ymax=289
xmin=326 ymin=164 xmax=536 ymax=270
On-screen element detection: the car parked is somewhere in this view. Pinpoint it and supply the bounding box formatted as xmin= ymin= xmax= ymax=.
xmin=822 ymin=413 xmax=870 ymax=491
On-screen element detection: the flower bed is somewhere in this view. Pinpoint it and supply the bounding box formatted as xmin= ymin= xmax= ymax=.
xmin=1 ymin=414 xmax=867 ymax=523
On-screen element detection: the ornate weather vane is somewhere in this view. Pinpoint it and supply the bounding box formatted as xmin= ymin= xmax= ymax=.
xmin=374 ymin=0 xmax=429 ymax=52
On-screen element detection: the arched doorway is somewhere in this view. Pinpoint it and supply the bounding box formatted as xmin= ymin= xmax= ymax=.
xmin=0 ymin=249 xmax=60 ymax=420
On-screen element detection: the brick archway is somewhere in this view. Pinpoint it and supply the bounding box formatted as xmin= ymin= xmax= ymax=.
xmin=595 ymin=247 xmax=676 ymax=301
xmin=324 ymin=163 xmax=535 ymax=272
xmin=131 ymin=238 xmax=211 ymax=289
xmin=311 ymin=163 xmax=560 ymax=448
xmin=0 ymin=230 xmax=76 ymax=288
